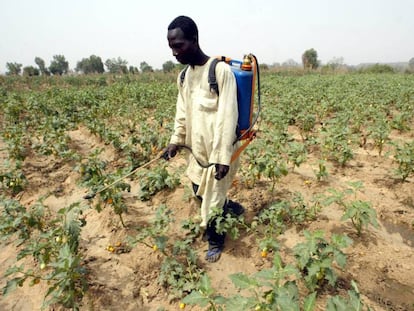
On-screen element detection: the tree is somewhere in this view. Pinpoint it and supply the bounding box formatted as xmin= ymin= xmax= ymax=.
xmin=6 ymin=62 xmax=22 ymax=75
xmin=35 ymin=57 xmax=49 ymax=75
xmin=23 ymin=66 xmax=40 ymax=76
xmin=162 ymin=60 xmax=176 ymax=73
xmin=76 ymin=55 xmax=104 ymax=74
xmin=360 ymin=63 xmax=395 ymax=74
xmin=302 ymin=48 xmax=319 ymax=69
xmin=128 ymin=66 xmax=139 ymax=74
xmin=49 ymin=55 xmax=69 ymax=75
xmin=105 ymin=57 xmax=128 ymax=74
xmin=140 ymin=61 xmax=153 ymax=73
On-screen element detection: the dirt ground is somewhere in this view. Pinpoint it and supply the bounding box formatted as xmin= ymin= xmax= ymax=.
xmin=1 ymin=126 xmax=413 ymax=311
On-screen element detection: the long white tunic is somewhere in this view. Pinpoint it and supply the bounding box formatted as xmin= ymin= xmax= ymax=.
xmin=170 ymin=58 xmax=240 ymax=227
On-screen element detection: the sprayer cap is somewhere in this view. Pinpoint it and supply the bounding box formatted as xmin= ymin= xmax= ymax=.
xmin=241 ymin=55 xmax=252 ymax=71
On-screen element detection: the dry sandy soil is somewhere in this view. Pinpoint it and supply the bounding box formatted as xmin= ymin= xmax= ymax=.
xmin=1 ymin=126 xmax=413 ymax=311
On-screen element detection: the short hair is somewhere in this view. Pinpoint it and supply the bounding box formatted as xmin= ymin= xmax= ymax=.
xmin=168 ymin=16 xmax=198 ymax=41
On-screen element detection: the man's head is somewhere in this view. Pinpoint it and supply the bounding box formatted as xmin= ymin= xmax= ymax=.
xmin=167 ymin=16 xmax=201 ymax=65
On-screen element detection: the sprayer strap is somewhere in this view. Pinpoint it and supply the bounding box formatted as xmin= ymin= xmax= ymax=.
xmin=180 ymin=58 xmax=223 ymax=96
xmin=179 ymin=66 xmax=189 ymax=87
xmin=208 ymin=58 xmax=220 ymax=95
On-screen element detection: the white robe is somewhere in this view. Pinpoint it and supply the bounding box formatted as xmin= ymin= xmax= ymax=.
xmin=170 ymin=58 xmax=240 ymax=227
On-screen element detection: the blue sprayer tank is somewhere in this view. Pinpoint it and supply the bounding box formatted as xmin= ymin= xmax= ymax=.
xmin=229 ymin=57 xmax=254 ymax=138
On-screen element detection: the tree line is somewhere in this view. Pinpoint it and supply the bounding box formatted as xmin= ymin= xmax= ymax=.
xmin=4 ymin=54 xmax=180 ymax=76
xmin=3 ymin=49 xmax=322 ymax=76
xmin=4 ymin=50 xmax=414 ymax=76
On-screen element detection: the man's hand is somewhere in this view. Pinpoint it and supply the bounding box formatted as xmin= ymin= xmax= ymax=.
xmin=215 ymin=164 xmax=229 ymax=180
xmin=162 ymin=144 xmax=179 ymax=160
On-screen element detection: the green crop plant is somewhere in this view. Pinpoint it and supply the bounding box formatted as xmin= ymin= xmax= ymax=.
xmin=182 ymin=273 xmax=225 ymax=311
xmin=326 ymin=280 xmax=371 ymax=311
xmin=77 ymin=149 xmax=131 ymax=225
xmin=209 ymin=206 xmax=247 ymax=241
xmin=0 ymin=196 xmax=44 ymax=242
xmin=296 ymin=112 xmax=317 ymax=142
xmin=314 ymin=159 xmax=329 ymax=182
xmin=319 ymin=115 xmax=355 ymax=167
xmin=367 ymin=112 xmax=390 ymax=156
xmin=286 ymin=141 xmax=307 ymax=172
xmin=250 ymin=194 xmax=321 ymax=256
xmin=390 ymin=111 xmax=412 ymax=133
xmin=293 ymin=230 xmax=352 ymax=292
xmin=137 ymin=162 xmax=180 ymax=201
xmin=159 ymin=240 xmax=205 ymax=301
xmin=393 ymin=140 xmax=414 ymax=182
xmin=240 ymin=146 xmax=266 ymax=189
xmin=183 ymin=254 xmax=317 ymax=311
xmin=249 ymin=201 xmax=287 ymax=256
xmin=128 ymin=204 xmax=173 ymax=252
xmin=0 ymin=160 xmax=27 ymax=196
xmin=2 ymin=202 xmax=88 ymax=310
xmin=323 ymin=181 xmax=379 ymax=236
xmin=32 ymin=125 xmax=74 ymax=159
xmin=129 ymin=205 xmax=204 ymax=300
xmin=2 ymin=125 xmax=29 ymax=161
xmin=289 ymin=191 xmax=321 ymax=224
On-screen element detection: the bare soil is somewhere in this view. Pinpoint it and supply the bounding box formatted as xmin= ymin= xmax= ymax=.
xmin=1 ymin=126 xmax=413 ymax=311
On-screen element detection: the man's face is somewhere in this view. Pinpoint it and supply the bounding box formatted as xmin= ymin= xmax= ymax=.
xmin=167 ymin=28 xmax=196 ymax=65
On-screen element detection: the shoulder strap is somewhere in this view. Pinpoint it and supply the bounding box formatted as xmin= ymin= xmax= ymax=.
xmin=180 ymin=57 xmax=224 ymax=94
xmin=179 ymin=66 xmax=189 ymax=87
xmin=208 ymin=58 xmax=221 ymax=96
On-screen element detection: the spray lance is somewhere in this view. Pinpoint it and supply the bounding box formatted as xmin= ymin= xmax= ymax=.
xmin=82 ymin=145 xmax=213 ymax=200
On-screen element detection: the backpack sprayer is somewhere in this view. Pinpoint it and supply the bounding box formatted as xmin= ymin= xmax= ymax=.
xmin=84 ymin=54 xmax=261 ymax=200
xmin=178 ymin=53 xmax=261 ymax=164
xmin=228 ymin=53 xmax=261 ymax=161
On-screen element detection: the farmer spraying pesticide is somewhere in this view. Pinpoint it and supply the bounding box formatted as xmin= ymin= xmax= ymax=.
xmin=164 ymin=16 xmax=260 ymax=262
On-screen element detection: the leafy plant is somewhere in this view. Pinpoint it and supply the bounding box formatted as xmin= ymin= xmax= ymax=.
xmin=159 ymin=239 xmax=204 ymax=300
xmin=184 ymin=254 xmax=316 ymax=311
xmin=393 ymin=140 xmax=414 ymax=182
xmin=210 ymin=206 xmax=247 ymax=240
xmin=320 ymin=117 xmax=355 ymax=167
xmin=137 ymin=162 xmax=180 ymax=201
xmin=367 ymin=113 xmax=390 ymax=156
xmin=251 ymin=194 xmax=321 ymax=257
xmin=314 ymin=159 xmax=329 ymax=182
xmin=129 ymin=205 xmax=204 ymax=300
xmin=0 ymin=160 xmax=27 ymax=196
xmin=293 ymin=230 xmax=352 ymax=291
xmin=326 ymin=280 xmax=371 ymax=311
xmin=0 ymin=196 xmax=44 ymax=242
xmin=250 ymin=201 xmax=287 ymax=255
xmin=323 ymin=181 xmax=379 ymax=236
xmin=128 ymin=204 xmax=173 ymax=252
xmin=286 ymin=141 xmax=307 ymax=171
xmin=77 ymin=149 xmax=132 ymax=225
xmin=2 ymin=202 xmax=88 ymax=310
xmin=182 ymin=273 xmax=225 ymax=311
xmin=2 ymin=125 xmax=29 ymax=161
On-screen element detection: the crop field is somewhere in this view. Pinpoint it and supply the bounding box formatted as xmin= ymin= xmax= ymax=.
xmin=0 ymin=72 xmax=413 ymax=311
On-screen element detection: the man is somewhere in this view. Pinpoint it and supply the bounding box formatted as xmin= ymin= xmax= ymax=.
xmin=164 ymin=16 xmax=244 ymax=262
